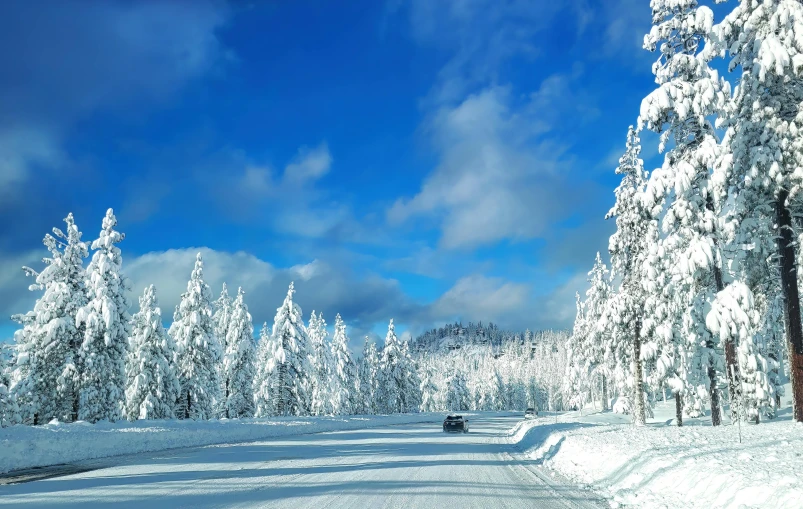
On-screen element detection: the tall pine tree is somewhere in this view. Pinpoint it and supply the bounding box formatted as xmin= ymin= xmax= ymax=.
xmin=270 ymin=282 xmax=312 ymax=416
xmin=124 ymin=285 xmax=179 ymax=420
xmin=330 ymin=313 xmax=355 ymax=415
xmin=12 ymin=213 xmax=88 ymax=424
xmin=221 ymin=287 xmax=256 ymax=418
xmin=76 ymin=209 xmax=130 ymax=423
xmin=170 ymin=253 xmax=221 ymax=420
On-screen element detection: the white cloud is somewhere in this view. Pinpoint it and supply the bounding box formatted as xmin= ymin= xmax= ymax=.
xmin=400 ymin=0 xmax=563 ymax=105
xmin=125 ymin=247 xmax=422 ymax=349
xmin=432 ymin=274 xmax=530 ymax=320
xmin=283 ymin=143 xmax=333 ymax=184
xmin=388 ymin=85 xmax=589 ymax=249
xmin=533 ymin=271 xmax=588 ymax=330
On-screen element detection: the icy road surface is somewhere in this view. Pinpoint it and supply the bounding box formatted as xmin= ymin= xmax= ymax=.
xmin=0 ymin=414 xmax=604 ymax=508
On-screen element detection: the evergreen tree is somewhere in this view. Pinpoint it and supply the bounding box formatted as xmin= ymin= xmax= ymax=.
xmin=253 ymin=322 xmax=276 ymax=417
xmin=75 ymin=209 xmax=130 ymax=423
xmin=419 ymin=357 xmax=439 ymax=412
xmin=605 ymin=127 xmax=653 ymax=425
xmin=308 ymin=311 xmax=332 ymax=416
xmin=398 ymin=334 xmax=422 ymax=413
xmin=640 ymin=0 xmax=732 ymax=426
xmin=212 ymin=283 xmax=233 ymax=415
xmin=445 ymin=370 xmax=470 ymax=411
xmin=358 ymin=337 xmax=379 ymax=414
xmin=492 ymin=369 xmax=507 ymax=410
xmin=124 ymin=285 xmax=179 ymax=420
xmin=0 ymin=345 xmax=20 ymax=427
xmin=11 ymin=213 xmax=88 ymax=424
xmin=270 ymin=282 xmax=312 ymax=416
xmin=213 ymin=284 xmax=233 ymax=343
xmin=708 ymin=0 xmax=803 ymax=422
xmin=330 ymin=313 xmax=355 ymax=415
xmin=221 ymin=287 xmax=256 ymax=418
xmin=170 ymin=253 xmax=221 ymax=420
xmin=376 ymin=319 xmax=403 ymax=414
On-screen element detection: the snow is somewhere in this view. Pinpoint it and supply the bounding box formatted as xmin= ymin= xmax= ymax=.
xmin=0 ymin=414 xmax=603 ymax=508
xmin=0 ymin=412 xmax=447 ymax=474
xmin=510 ymin=386 xmax=803 ymax=509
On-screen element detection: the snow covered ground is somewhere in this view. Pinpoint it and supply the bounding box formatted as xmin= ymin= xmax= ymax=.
xmin=0 ymin=413 xmax=446 ymax=474
xmin=510 ymin=386 xmax=803 ymax=509
xmin=0 ymin=413 xmax=604 ymax=508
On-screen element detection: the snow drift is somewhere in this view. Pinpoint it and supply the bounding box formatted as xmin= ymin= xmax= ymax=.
xmin=509 ymin=402 xmax=803 ymax=509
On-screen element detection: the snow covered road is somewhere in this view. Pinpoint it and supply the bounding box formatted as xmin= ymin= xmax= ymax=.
xmin=0 ymin=414 xmax=604 ymax=508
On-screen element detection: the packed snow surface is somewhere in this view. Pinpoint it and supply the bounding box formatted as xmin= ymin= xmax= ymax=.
xmin=0 ymin=413 xmax=445 ymax=474
xmin=0 ymin=413 xmax=604 ymax=508
xmin=512 ymin=393 xmax=803 ymax=509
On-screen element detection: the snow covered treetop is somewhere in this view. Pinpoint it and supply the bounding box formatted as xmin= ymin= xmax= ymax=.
xmin=191 ymin=253 xmax=204 ymax=283
xmin=93 ymin=208 xmax=125 ymax=250
xmin=386 ymin=319 xmax=396 ymax=345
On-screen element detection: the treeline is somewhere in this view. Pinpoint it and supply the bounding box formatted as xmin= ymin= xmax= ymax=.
xmin=416 ymin=330 xmax=569 ymax=413
xmin=0 ymin=210 xmax=417 ymax=425
xmin=565 ymin=0 xmax=803 ymax=426
xmin=0 ymin=209 xmax=572 ymax=427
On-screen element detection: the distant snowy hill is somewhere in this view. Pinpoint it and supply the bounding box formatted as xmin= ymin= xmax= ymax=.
xmin=412 ymin=321 xmax=567 ymax=356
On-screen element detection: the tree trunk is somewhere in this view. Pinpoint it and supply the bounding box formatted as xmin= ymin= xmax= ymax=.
xmin=725 ymin=341 xmax=740 ymax=422
xmin=709 ymin=195 xmax=741 ymax=420
xmin=601 ymin=375 xmax=609 ymax=411
xmin=225 ymin=379 xmax=230 ymax=419
xmin=708 ymin=358 xmax=721 ymax=426
xmin=776 ymin=191 xmax=803 ymax=423
xmin=633 ymin=318 xmax=646 ymax=426
xmin=675 ymin=393 xmax=683 ymax=427
xmin=185 ymin=392 xmax=191 ymax=419
xmin=72 ymin=392 xmax=79 ymax=423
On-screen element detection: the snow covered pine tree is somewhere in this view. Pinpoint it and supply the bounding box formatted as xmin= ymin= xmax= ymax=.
xmin=11 ymin=213 xmax=88 ymax=424
xmin=124 ymin=285 xmax=179 ymax=420
xmin=76 ymin=209 xmax=131 ymax=423
xmin=170 ymin=253 xmax=222 ymax=420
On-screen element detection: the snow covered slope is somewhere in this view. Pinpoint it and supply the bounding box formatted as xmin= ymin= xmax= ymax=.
xmin=511 ymin=390 xmax=803 ymax=509
xmin=0 ymin=413 xmax=442 ymax=474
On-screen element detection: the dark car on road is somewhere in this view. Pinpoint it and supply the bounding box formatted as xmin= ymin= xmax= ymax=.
xmin=442 ymin=415 xmax=469 ymax=433
xmin=524 ymin=408 xmax=537 ymax=419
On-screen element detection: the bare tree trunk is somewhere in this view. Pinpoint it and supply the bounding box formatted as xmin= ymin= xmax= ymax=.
xmin=225 ymin=380 xmax=230 ymax=419
xmin=675 ymin=393 xmax=683 ymax=427
xmin=708 ymin=358 xmax=721 ymax=426
xmin=776 ymin=191 xmax=803 ymax=423
xmin=601 ymin=375 xmax=609 ymax=411
xmin=72 ymin=393 xmax=79 ymax=423
xmin=725 ymin=341 xmax=740 ymax=422
xmin=633 ymin=318 xmax=646 ymax=426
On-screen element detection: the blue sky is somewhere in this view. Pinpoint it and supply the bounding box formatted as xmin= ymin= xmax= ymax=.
xmin=0 ymin=0 xmax=690 ymax=347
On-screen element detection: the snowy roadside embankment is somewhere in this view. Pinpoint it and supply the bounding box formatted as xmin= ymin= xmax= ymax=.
xmin=0 ymin=412 xmax=442 ymax=474
xmin=510 ymin=405 xmax=803 ymax=509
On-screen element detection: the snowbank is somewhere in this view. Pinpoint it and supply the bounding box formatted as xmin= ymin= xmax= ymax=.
xmin=510 ymin=397 xmax=803 ymax=508
xmin=0 ymin=413 xmax=442 ymax=474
